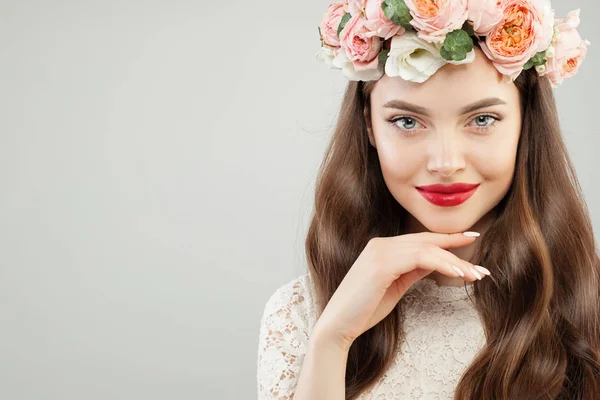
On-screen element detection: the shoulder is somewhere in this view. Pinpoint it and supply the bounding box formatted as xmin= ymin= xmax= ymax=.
xmin=256 ymin=273 xmax=319 ymax=398
xmin=259 ymin=273 xmax=318 ymax=333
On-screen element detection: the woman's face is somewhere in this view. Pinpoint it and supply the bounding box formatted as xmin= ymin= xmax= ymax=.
xmin=368 ymin=47 xmax=522 ymax=234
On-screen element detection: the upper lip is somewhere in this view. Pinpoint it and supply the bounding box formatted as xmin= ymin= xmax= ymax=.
xmin=416 ymin=183 xmax=480 ymax=193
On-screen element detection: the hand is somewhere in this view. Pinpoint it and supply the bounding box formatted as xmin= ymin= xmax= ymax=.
xmin=312 ymin=231 xmax=489 ymax=351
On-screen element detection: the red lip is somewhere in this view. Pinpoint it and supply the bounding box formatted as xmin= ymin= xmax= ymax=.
xmin=416 ymin=183 xmax=480 ymax=207
xmin=416 ymin=183 xmax=479 ymax=193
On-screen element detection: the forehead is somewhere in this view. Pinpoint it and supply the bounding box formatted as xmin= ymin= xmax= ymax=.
xmin=371 ymin=48 xmax=520 ymax=111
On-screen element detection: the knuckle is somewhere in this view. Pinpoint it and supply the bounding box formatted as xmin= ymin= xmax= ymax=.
xmin=411 ymin=246 xmax=424 ymax=265
xmin=365 ymin=237 xmax=384 ymax=264
xmin=412 ymin=243 xmax=438 ymax=266
xmin=365 ymin=238 xmax=379 ymax=256
xmin=368 ymin=236 xmax=389 ymax=254
xmin=367 ymin=237 xmax=381 ymax=249
xmin=368 ymin=236 xmax=381 ymax=245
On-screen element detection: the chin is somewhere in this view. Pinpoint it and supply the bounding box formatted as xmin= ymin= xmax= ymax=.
xmin=423 ymin=224 xmax=472 ymax=235
xmin=413 ymin=214 xmax=479 ymax=235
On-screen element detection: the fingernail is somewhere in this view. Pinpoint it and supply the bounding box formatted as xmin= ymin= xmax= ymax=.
xmin=463 ymin=231 xmax=480 ymax=237
xmin=474 ymin=265 xmax=490 ymax=276
xmin=451 ymin=265 xmax=464 ymax=277
xmin=469 ymin=267 xmax=482 ymax=280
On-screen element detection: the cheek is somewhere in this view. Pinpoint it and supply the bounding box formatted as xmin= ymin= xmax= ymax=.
xmin=472 ymin=129 xmax=520 ymax=184
xmin=371 ymin=128 xmax=421 ymax=184
xmin=477 ymin=152 xmax=517 ymax=183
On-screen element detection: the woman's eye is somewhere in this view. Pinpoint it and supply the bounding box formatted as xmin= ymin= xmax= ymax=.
xmin=391 ymin=117 xmax=422 ymax=131
xmin=388 ymin=114 xmax=500 ymax=135
xmin=469 ymin=115 xmax=498 ymax=128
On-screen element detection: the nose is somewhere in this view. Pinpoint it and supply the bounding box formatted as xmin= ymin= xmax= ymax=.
xmin=427 ymin=130 xmax=466 ymax=178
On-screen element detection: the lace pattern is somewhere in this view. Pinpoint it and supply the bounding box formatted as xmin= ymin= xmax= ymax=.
xmin=256 ymin=274 xmax=486 ymax=399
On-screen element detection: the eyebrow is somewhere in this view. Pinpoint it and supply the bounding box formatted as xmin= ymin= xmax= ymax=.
xmin=382 ymin=97 xmax=507 ymax=117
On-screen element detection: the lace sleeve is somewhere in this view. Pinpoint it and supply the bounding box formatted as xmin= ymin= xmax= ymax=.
xmin=256 ymin=274 xmax=317 ymax=400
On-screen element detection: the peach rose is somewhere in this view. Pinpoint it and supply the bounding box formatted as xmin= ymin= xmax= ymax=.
xmin=540 ymin=9 xmax=590 ymax=87
xmin=404 ymin=0 xmax=469 ymax=43
xmin=467 ymin=0 xmax=503 ymax=37
xmin=364 ymin=0 xmax=405 ymax=40
xmin=479 ymin=0 xmax=555 ymax=81
xmin=339 ymin=14 xmax=383 ymax=72
xmin=319 ymin=1 xmax=348 ymax=48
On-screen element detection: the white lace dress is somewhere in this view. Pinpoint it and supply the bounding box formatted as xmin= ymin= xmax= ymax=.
xmin=256 ymin=273 xmax=487 ymax=399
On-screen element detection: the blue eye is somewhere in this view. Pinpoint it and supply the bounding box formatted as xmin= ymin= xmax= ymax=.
xmin=469 ymin=114 xmax=500 ymax=129
xmin=389 ymin=116 xmax=423 ymax=133
xmin=388 ymin=114 xmax=502 ymax=136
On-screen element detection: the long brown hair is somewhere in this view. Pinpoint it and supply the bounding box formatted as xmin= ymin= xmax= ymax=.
xmin=304 ymin=65 xmax=600 ymax=398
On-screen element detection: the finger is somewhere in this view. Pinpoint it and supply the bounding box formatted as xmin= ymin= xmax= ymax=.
xmin=437 ymin=247 xmax=489 ymax=281
xmin=404 ymin=247 xmax=467 ymax=280
xmin=396 ymin=231 xmax=480 ymax=248
xmin=412 ymin=231 xmax=481 ymax=249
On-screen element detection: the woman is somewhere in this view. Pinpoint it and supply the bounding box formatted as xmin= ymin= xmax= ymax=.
xmin=257 ymin=1 xmax=599 ymax=398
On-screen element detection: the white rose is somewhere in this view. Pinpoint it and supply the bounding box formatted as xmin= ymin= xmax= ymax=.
xmin=384 ymin=31 xmax=475 ymax=83
xmin=316 ymin=46 xmax=340 ymax=69
xmin=332 ymin=48 xmax=384 ymax=81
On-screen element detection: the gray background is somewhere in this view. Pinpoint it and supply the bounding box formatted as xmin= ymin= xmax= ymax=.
xmin=0 ymin=1 xmax=598 ymax=399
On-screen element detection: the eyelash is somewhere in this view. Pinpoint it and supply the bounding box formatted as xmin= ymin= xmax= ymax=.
xmin=388 ymin=114 xmax=502 ymax=136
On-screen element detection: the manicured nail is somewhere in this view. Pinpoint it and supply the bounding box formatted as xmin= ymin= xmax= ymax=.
xmin=474 ymin=265 xmax=490 ymax=276
xmin=469 ymin=267 xmax=482 ymax=280
xmin=463 ymin=231 xmax=480 ymax=237
xmin=451 ymin=265 xmax=464 ymax=277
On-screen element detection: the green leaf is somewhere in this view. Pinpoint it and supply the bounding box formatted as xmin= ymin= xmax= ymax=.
xmin=444 ymin=29 xmax=473 ymax=50
xmin=318 ymin=26 xmax=323 ymax=46
xmin=523 ymin=59 xmax=535 ymax=70
xmin=440 ymin=29 xmax=473 ymax=61
xmin=440 ymin=46 xmax=452 ymax=61
xmin=337 ymin=13 xmax=352 ymax=37
xmin=382 ymin=0 xmax=413 ymax=29
xmin=531 ymin=51 xmax=547 ymax=66
xmin=378 ymin=49 xmax=390 ymax=66
xmin=523 ymin=51 xmax=547 ymax=70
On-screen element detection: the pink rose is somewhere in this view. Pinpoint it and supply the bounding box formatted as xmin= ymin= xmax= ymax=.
xmin=540 ymin=9 xmax=590 ymax=87
xmin=339 ymin=14 xmax=383 ymax=72
xmin=467 ymin=0 xmax=503 ymax=37
xmin=404 ymin=0 xmax=469 ymax=43
xmin=319 ymin=1 xmax=348 ymax=48
xmin=527 ymin=0 xmax=555 ymax=49
xmin=479 ymin=0 xmax=555 ymax=80
xmin=347 ymin=0 xmax=366 ymax=17
xmin=364 ymin=0 xmax=405 ymax=40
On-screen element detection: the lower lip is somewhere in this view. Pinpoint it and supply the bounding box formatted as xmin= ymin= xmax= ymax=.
xmin=416 ymin=186 xmax=479 ymax=207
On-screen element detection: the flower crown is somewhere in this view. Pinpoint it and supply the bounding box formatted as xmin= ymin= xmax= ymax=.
xmin=316 ymin=0 xmax=590 ymax=87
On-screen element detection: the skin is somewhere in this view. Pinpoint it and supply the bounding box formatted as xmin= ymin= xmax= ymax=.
xmin=367 ymin=47 xmax=522 ymax=286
